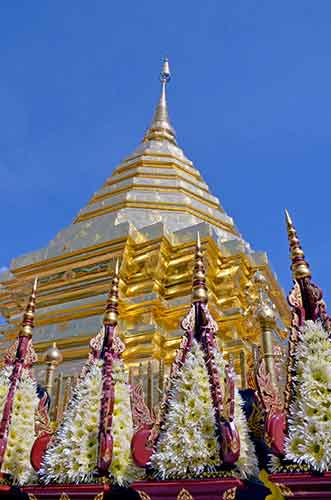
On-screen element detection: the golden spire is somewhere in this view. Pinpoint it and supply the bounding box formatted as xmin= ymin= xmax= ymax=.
xmin=21 ymin=277 xmax=38 ymax=337
xmin=144 ymin=57 xmax=177 ymax=145
xmin=192 ymin=233 xmax=208 ymax=303
xmin=285 ymin=209 xmax=311 ymax=280
xmin=104 ymin=259 xmax=120 ymax=326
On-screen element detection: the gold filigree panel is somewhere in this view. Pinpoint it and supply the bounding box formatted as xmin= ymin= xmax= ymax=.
xmin=59 ymin=494 xmax=71 ymax=500
xmin=177 ymin=488 xmax=194 ymax=500
xmin=138 ymin=491 xmax=152 ymax=500
xmin=93 ymin=494 xmax=104 ymax=500
xmin=223 ymin=487 xmax=237 ymax=499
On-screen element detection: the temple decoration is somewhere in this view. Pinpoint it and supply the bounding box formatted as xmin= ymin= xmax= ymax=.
xmin=265 ymin=211 xmax=331 ymax=475
xmin=147 ymin=235 xmax=257 ymax=479
xmin=43 ymin=342 xmax=63 ymax=395
xmin=254 ymin=272 xmax=277 ymax=386
xmin=0 ymin=279 xmax=40 ymax=485
xmin=41 ymin=262 xmax=140 ymax=486
xmin=242 ymin=272 xmax=285 ymax=456
xmin=143 ymin=57 xmax=175 ymax=144
xmin=284 ymin=210 xmax=331 ymax=419
xmin=284 ymin=320 xmax=331 ymax=472
xmin=0 ymin=58 xmax=288 ymax=398
xmin=0 ymin=58 xmax=300 ymax=498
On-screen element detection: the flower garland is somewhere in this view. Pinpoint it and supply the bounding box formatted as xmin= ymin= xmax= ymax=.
xmin=41 ymin=358 xmax=139 ymax=485
xmin=0 ymin=368 xmax=39 ymax=485
xmin=150 ymin=340 xmax=258 ymax=480
xmin=109 ymin=360 xmax=141 ymax=485
xmin=150 ymin=339 xmax=220 ymax=479
xmin=284 ymin=320 xmax=331 ymax=472
xmin=41 ymin=361 xmax=103 ymax=484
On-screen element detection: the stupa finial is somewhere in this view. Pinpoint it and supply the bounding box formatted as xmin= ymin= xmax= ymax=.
xmin=144 ymin=57 xmax=177 ymax=145
xmin=21 ymin=277 xmax=38 ymax=337
xmin=103 ymin=259 xmax=120 ymax=326
xmin=192 ymin=233 xmax=208 ymax=304
xmin=285 ymin=209 xmax=311 ymax=280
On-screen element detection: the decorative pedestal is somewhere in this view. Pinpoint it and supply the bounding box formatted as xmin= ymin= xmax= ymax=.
xmin=270 ymin=472 xmax=331 ymax=499
xmin=23 ymin=478 xmax=243 ymax=500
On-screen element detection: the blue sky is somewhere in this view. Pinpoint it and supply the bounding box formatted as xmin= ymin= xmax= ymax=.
xmin=0 ymin=1 xmax=331 ymax=304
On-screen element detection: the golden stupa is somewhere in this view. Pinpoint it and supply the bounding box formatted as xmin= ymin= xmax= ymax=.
xmin=0 ymin=59 xmax=289 ymax=414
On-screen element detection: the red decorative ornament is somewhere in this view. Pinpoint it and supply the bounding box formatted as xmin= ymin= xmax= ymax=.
xmin=30 ymin=432 xmax=53 ymax=472
xmin=131 ymin=425 xmax=154 ymax=468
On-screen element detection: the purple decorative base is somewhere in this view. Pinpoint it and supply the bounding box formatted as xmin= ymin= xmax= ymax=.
xmin=270 ymin=472 xmax=331 ymax=499
xmin=22 ymin=478 xmax=243 ymax=500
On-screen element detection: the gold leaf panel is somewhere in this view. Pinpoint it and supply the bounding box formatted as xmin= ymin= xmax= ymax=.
xmin=177 ymin=488 xmax=194 ymax=500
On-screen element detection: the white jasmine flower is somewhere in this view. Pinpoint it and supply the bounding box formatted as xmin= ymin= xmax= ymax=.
xmin=41 ymin=357 xmax=139 ymax=485
xmin=285 ymin=320 xmax=331 ymax=472
xmin=0 ymin=368 xmax=39 ymax=485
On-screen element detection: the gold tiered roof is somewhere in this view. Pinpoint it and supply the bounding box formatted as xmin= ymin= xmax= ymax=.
xmin=0 ymin=60 xmax=289 ymax=385
xmin=73 ymin=58 xmax=238 ymax=242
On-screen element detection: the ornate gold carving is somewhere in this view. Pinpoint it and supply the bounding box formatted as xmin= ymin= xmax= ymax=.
xmin=222 ymin=487 xmax=237 ymax=500
xmin=285 ymin=209 xmax=311 ymax=280
xmin=247 ymin=398 xmax=265 ymax=440
xmin=131 ymin=383 xmax=154 ymax=431
xmin=35 ymin=391 xmax=53 ymax=436
xmin=93 ymin=493 xmax=104 ymax=500
xmin=4 ymin=338 xmax=38 ymax=367
xmin=275 ymin=483 xmax=294 ymax=496
xmin=177 ymin=489 xmax=194 ymax=500
xmin=137 ymin=492 xmax=152 ymax=500
xmin=0 ymin=230 xmax=289 ymax=383
xmin=59 ymin=494 xmax=71 ymax=500
xmin=63 ymin=270 xmax=76 ymax=281
xmin=28 ymin=495 xmax=38 ymax=500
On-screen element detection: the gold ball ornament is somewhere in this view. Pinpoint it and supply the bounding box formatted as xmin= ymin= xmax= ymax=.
xmin=43 ymin=342 xmax=63 ymax=365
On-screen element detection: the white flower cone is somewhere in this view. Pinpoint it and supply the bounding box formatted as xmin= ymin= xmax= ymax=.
xmin=151 ymin=339 xmax=257 ymax=479
xmin=109 ymin=360 xmax=141 ymax=485
xmin=285 ymin=320 xmax=331 ymax=472
xmin=0 ymin=368 xmax=39 ymax=485
xmin=41 ymin=358 xmax=139 ymax=485
xmin=151 ymin=340 xmax=219 ymax=478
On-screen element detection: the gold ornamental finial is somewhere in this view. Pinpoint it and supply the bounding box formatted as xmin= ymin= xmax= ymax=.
xmin=21 ymin=277 xmax=38 ymax=337
xmin=192 ymin=233 xmax=208 ymax=304
xmin=144 ymin=57 xmax=177 ymax=145
xmin=104 ymin=259 xmax=120 ymax=326
xmin=161 ymin=57 xmax=171 ymax=82
xmin=43 ymin=342 xmax=63 ymax=394
xmin=43 ymin=342 xmax=63 ymax=365
xmin=285 ymin=209 xmax=311 ymax=280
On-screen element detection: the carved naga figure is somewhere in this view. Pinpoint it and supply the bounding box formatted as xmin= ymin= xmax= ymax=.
xmin=252 ymin=345 xmax=285 ymax=456
xmin=131 ymin=234 xmax=241 ymax=470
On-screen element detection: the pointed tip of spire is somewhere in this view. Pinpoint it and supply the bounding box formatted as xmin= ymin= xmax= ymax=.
xmin=104 ymin=261 xmax=120 ymax=326
xmin=284 ymin=208 xmax=292 ymax=227
xmin=32 ymin=277 xmax=38 ymax=294
xmin=21 ymin=278 xmax=38 ymax=337
xmin=197 ymin=231 xmax=201 ymax=250
xmin=284 ymin=209 xmax=311 ymax=281
xmin=160 ymin=57 xmax=171 ymax=82
xmin=143 ymin=57 xmax=177 ymax=145
xmin=192 ymin=234 xmax=208 ymax=304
